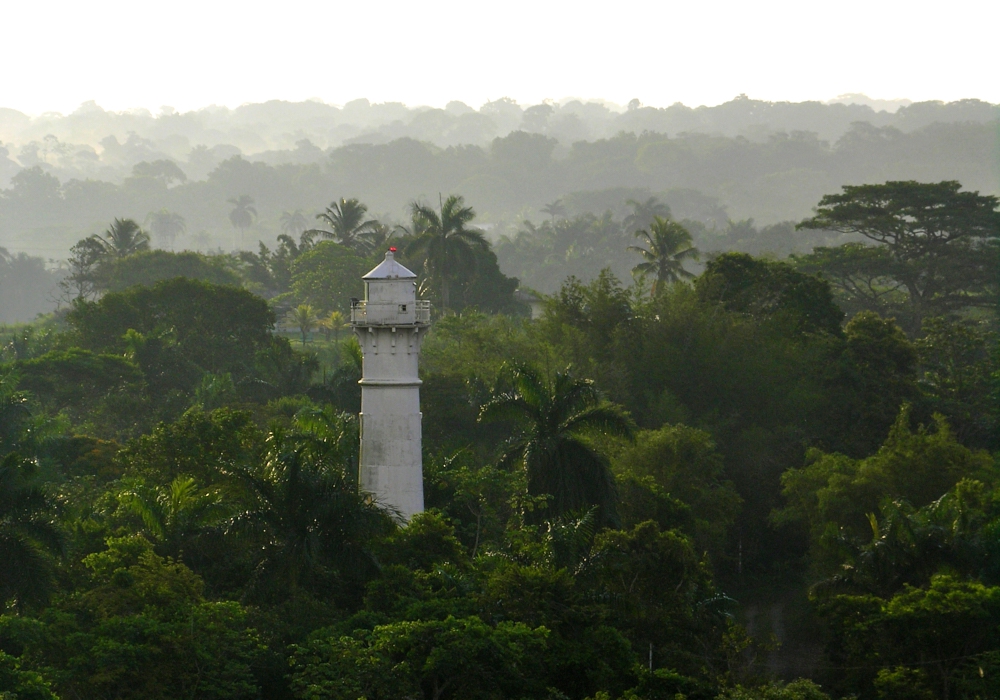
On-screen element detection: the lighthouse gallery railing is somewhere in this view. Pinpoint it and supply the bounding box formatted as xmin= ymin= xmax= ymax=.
xmin=350 ymin=300 xmax=430 ymax=326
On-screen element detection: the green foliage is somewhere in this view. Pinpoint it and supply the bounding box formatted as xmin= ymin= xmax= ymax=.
xmin=221 ymin=421 xmax=394 ymax=602
xmin=120 ymin=407 xmax=260 ymax=485
xmin=377 ymin=512 xmax=468 ymax=572
xmin=718 ymin=679 xmax=831 ymax=700
xmin=822 ymin=311 xmax=919 ymax=457
xmin=480 ymin=362 xmax=634 ymax=524
xmin=0 ymin=455 xmax=61 ymax=610
xmin=15 ymin=349 xmax=146 ymax=435
xmin=777 ymin=406 xmax=996 ymax=577
xmin=816 ymin=576 xmax=1000 ymax=700
xmin=118 ymin=476 xmax=226 ymax=559
xmin=629 ymin=217 xmax=699 ymax=294
xmin=308 ymin=197 xmax=385 ymax=254
xmin=67 ymin=277 xmax=274 ymax=378
xmin=291 ymin=616 xmax=550 ymax=700
xmin=0 ymin=651 xmax=57 ymax=700
xmin=613 ymin=425 xmax=742 ymax=563
xmin=915 ymin=317 xmax=999 ymax=449
xmin=99 ymin=249 xmax=240 ymax=292
xmin=1 ymin=174 xmax=996 ymax=700
xmin=798 ymin=180 xmax=1000 ymax=332
xmin=93 ymin=218 xmax=150 ymax=260
xmin=585 ymin=521 xmax=723 ymax=677
xmin=407 ymin=194 xmax=489 ymax=311
xmin=13 ymin=538 xmax=263 ymax=700
xmin=448 ymin=242 xmax=523 ymax=315
xmin=695 ymin=252 xmax=843 ymax=336
xmin=288 ymin=240 xmax=369 ymax=313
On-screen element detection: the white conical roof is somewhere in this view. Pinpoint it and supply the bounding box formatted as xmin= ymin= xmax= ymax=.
xmin=363 ymin=249 xmax=417 ymax=280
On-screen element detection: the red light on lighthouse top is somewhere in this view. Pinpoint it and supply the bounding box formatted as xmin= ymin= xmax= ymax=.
xmin=389 ymin=246 xmax=397 ymax=252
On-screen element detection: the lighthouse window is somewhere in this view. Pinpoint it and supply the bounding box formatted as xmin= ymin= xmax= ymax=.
xmin=399 ymin=304 xmax=407 ymax=312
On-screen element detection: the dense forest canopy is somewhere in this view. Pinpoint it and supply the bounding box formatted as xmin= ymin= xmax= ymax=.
xmin=0 ymin=162 xmax=998 ymax=700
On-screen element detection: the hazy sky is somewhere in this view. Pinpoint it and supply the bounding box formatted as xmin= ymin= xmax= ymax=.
xmin=5 ymin=0 xmax=997 ymax=115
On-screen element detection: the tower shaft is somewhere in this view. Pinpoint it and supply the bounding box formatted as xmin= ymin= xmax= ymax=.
xmin=357 ymin=325 xmax=425 ymax=520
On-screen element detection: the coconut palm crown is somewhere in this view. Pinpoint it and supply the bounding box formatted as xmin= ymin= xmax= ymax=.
xmin=307 ymin=198 xmax=382 ymax=254
xmin=406 ymin=194 xmax=487 ymax=311
xmin=96 ymin=218 xmax=151 ymax=259
xmin=629 ymin=216 xmax=699 ymax=295
xmin=479 ymin=362 xmax=633 ymax=524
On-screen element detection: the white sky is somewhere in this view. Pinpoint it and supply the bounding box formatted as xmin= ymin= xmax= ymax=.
xmin=3 ymin=0 xmax=997 ymax=115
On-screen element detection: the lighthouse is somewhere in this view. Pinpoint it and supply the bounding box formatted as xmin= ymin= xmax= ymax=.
xmin=350 ymin=248 xmax=431 ymax=520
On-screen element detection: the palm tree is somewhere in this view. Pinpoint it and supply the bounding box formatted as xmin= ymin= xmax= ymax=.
xmin=289 ymin=304 xmax=318 ymax=345
xmin=624 ymin=197 xmax=671 ymax=233
xmin=228 ymin=195 xmax=257 ymax=250
xmin=541 ymin=199 xmax=566 ymax=222
xmin=628 ymin=217 xmax=699 ymax=295
xmin=406 ymin=194 xmax=488 ymax=312
xmin=321 ymin=310 xmax=348 ymax=343
xmin=222 ymin=423 xmax=393 ymax=597
xmin=119 ymin=476 xmax=226 ymax=559
xmin=146 ymin=209 xmax=186 ymax=250
xmin=280 ymin=209 xmax=309 ymax=238
xmin=306 ymin=198 xmax=381 ymax=253
xmin=0 ymin=454 xmax=62 ymax=609
xmin=479 ymin=363 xmax=633 ymax=523
xmin=95 ymin=218 xmax=151 ymax=259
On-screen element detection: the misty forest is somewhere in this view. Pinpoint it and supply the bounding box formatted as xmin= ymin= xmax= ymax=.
xmin=0 ymin=94 xmax=998 ymax=700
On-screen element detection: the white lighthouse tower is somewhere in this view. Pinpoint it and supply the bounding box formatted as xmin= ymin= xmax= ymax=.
xmin=350 ymin=247 xmax=430 ymax=520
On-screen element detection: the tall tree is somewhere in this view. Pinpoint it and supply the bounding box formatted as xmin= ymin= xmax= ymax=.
xmin=541 ymin=199 xmax=566 ymax=222
xmin=628 ymin=217 xmax=698 ymax=295
xmin=307 ymin=198 xmax=381 ymax=254
xmin=119 ymin=476 xmax=226 ymax=559
xmin=280 ymin=209 xmax=309 ymax=238
xmin=227 ymin=195 xmax=257 ymax=250
xmin=479 ymin=362 xmax=633 ymax=523
xmin=146 ymin=209 xmax=186 ymax=250
xmin=289 ymin=304 xmax=318 ymax=346
xmin=0 ymin=455 xmax=61 ymax=609
xmin=797 ymin=181 xmax=1000 ymax=332
xmin=624 ymin=197 xmax=671 ymax=233
xmin=95 ymin=218 xmax=150 ymax=259
xmin=321 ymin=310 xmax=348 ymax=343
xmin=406 ymin=194 xmax=488 ymax=311
xmin=222 ymin=421 xmax=392 ymax=598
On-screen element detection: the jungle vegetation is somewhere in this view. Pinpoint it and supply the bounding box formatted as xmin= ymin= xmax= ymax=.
xmin=0 ymin=177 xmax=997 ymax=700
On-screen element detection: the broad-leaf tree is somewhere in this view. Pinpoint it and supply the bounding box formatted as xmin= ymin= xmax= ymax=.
xmin=797 ymin=181 xmax=1000 ymax=332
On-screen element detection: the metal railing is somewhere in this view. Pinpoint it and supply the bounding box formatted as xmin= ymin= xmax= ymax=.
xmin=350 ymin=300 xmax=430 ymax=326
